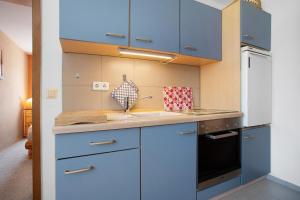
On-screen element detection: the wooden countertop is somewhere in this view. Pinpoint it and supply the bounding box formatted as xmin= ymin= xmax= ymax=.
xmin=53 ymin=111 xmax=243 ymax=135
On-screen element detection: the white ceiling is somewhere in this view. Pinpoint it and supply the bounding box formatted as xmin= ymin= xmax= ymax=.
xmin=0 ymin=1 xmax=32 ymax=54
xmin=195 ymin=0 xmax=235 ymax=9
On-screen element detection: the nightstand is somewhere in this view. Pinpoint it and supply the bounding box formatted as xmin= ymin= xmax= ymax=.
xmin=23 ymin=108 xmax=32 ymax=137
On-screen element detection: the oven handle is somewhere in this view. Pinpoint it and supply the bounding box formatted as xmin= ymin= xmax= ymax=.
xmin=206 ymin=131 xmax=238 ymax=140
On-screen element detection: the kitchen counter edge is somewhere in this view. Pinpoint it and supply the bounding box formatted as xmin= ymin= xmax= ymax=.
xmin=53 ymin=112 xmax=243 ymax=135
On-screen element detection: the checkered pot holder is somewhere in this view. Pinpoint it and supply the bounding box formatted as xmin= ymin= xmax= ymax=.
xmin=111 ymin=80 xmax=139 ymax=110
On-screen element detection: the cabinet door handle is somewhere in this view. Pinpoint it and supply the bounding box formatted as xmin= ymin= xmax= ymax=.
xmin=105 ymin=33 xmax=126 ymax=39
xmin=179 ymin=130 xmax=197 ymax=135
xmin=89 ymin=139 xmax=117 ymax=146
xmin=244 ymin=136 xmax=255 ymax=140
xmin=206 ymin=131 xmax=238 ymax=140
xmin=64 ymin=165 xmax=94 ymax=175
xmin=248 ymin=57 xmax=251 ymax=69
xmin=242 ymin=34 xmax=255 ymax=40
xmin=136 ymin=37 xmax=153 ymax=43
xmin=184 ymin=45 xmax=197 ymax=51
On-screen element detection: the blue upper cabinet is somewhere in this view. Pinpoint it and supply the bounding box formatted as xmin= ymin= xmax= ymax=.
xmin=241 ymin=1 xmax=271 ymax=50
xmin=241 ymin=126 xmax=271 ymax=184
xmin=180 ymin=0 xmax=222 ymax=60
xmin=60 ymin=0 xmax=129 ymax=46
xmin=141 ymin=123 xmax=197 ymax=200
xmin=130 ymin=0 xmax=180 ymax=53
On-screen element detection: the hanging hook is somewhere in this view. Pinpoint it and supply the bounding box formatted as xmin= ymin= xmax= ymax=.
xmin=123 ymin=74 xmax=127 ymax=81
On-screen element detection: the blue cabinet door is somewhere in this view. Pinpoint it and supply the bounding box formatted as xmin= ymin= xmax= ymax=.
xmin=141 ymin=123 xmax=197 ymax=200
xmin=130 ymin=0 xmax=179 ymax=53
xmin=241 ymin=126 xmax=271 ymax=184
xmin=56 ymin=149 xmax=140 ymax=200
xmin=180 ymin=0 xmax=222 ymax=60
xmin=60 ymin=0 xmax=129 ymax=46
xmin=241 ymin=1 xmax=271 ymax=50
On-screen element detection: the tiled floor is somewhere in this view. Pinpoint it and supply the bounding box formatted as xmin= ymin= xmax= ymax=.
xmin=218 ymin=179 xmax=300 ymax=200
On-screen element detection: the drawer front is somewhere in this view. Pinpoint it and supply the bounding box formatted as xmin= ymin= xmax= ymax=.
xmin=56 ymin=149 xmax=140 ymax=200
xmin=25 ymin=117 xmax=32 ymax=123
xmin=56 ymin=128 xmax=139 ymax=159
xmin=25 ymin=110 xmax=32 ymax=116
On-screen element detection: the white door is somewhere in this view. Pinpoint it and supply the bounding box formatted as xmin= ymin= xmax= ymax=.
xmin=242 ymin=50 xmax=272 ymax=127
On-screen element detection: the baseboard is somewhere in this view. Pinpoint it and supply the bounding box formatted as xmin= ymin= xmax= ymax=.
xmin=212 ymin=175 xmax=300 ymax=200
xmin=267 ymin=175 xmax=300 ymax=193
xmin=212 ymin=176 xmax=266 ymax=200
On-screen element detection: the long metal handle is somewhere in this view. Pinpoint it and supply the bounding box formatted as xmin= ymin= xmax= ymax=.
xmin=244 ymin=136 xmax=256 ymax=140
xmin=179 ymin=130 xmax=197 ymax=135
xmin=184 ymin=45 xmax=197 ymax=51
xmin=248 ymin=57 xmax=251 ymax=68
xmin=89 ymin=139 xmax=116 ymax=146
xmin=136 ymin=37 xmax=153 ymax=43
xmin=105 ymin=33 xmax=126 ymax=38
xmin=64 ymin=165 xmax=94 ymax=175
xmin=206 ymin=131 xmax=238 ymax=140
xmin=242 ymin=34 xmax=255 ymax=40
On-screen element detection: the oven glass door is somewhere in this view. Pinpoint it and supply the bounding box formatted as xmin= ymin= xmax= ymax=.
xmin=198 ymin=130 xmax=240 ymax=186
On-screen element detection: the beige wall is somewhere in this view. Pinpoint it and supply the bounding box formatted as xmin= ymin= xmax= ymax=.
xmin=27 ymin=55 xmax=32 ymax=97
xmin=0 ymin=31 xmax=28 ymax=150
xmin=63 ymin=53 xmax=200 ymax=111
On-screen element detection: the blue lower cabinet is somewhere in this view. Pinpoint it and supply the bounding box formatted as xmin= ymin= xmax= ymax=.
xmin=197 ymin=176 xmax=241 ymax=200
xmin=141 ymin=123 xmax=197 ymax=200
xmin=56 ymin=149 xmax=140 ymax=200
xmin=241 ymin=126 xmax=271 ymax=184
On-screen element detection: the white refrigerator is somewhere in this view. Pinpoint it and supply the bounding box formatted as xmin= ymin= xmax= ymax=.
xmin=241 ymin=46 xmax=272 ymax=127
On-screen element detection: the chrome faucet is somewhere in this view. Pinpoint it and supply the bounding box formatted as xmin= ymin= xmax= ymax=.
xmin=124 ymin=96 xmax=153 ymax=112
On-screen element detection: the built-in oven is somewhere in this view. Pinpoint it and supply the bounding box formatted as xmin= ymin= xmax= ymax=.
xmin=197 ymin=117 xmax=242 ymax=191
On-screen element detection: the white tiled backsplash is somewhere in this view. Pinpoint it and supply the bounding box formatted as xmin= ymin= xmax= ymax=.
xmin=63 ymin=53 xmax=200 ymax=111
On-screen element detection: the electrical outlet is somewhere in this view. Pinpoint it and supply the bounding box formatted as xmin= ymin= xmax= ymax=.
xmin=93 ymin=81 xmax=109 ymax=91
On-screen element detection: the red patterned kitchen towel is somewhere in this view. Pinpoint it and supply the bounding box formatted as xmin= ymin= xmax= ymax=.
xmin=163 ymin=86 xmax=193 ymax=111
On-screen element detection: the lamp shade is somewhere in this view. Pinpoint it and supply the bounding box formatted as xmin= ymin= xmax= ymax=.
xmin=23 ymin=98 xmax=32 ymax=109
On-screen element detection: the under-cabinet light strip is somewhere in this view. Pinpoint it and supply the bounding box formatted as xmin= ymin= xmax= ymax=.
xmin=119 ymin=48 xmax=175 ymax=60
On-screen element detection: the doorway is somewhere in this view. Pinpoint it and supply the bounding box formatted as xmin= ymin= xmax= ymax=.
xmin=0 ymin=0 xmax=41 ymax=199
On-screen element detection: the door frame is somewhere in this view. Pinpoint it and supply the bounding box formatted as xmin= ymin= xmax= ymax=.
xmin=32 ymin=0 xmax=41 ymax=199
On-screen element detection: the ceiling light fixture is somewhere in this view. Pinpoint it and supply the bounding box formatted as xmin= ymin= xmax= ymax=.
xmin=119 ymin=48 xmax=175 ymax=60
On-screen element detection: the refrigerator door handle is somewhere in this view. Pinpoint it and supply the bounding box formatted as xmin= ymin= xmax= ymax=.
xmin=248 ymin=57 xmax=251 ymax=68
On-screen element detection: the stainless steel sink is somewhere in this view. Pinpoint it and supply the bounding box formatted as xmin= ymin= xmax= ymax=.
xmin=107 ymin=111 xmax=183 ymax=121
xmin=131 ymin=111 xmax=183 ymax=118
xmin=106 ymin=113 xmax=135 ymax=121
